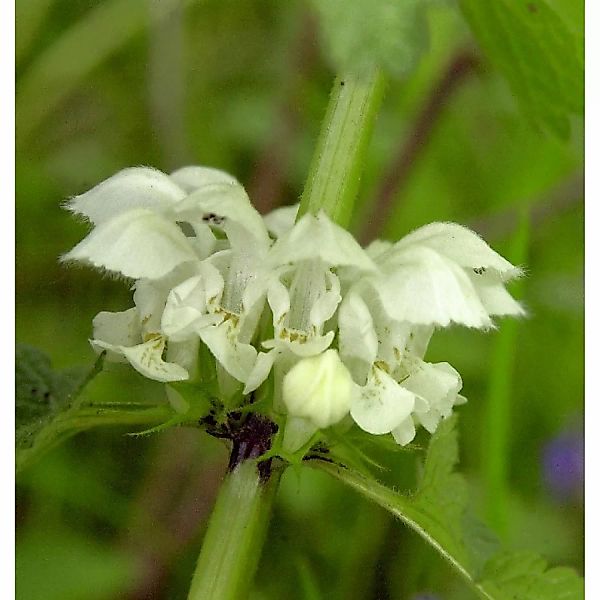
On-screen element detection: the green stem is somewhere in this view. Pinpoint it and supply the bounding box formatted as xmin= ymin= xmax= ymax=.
xmin=187 ymin=459 xmax=283 ymax=600
xmin=16 ymin=404 xmax=173 ymax=473
xmin=298 ymin=67 xmax=385 ymax=227
xmin=186 ymin=66 xmax=385 ymax=600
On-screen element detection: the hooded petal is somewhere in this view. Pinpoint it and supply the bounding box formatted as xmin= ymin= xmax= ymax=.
xmin=169 ymin=166 xmax=238 ymax=192
xmin=67 ymin=167 xmax=185 ymax=224
xmin=268 ymin=213 xmax=376 ymax=271
xmin=63 ymin=208 xmax=197 ymax=280
xmin=392 ymin=222 xmax=522 ymax=280
xmin=174 ymin=182 xmax=270 ymax=249
xmin=351 ymin=367 xmax=415 ymax=435
xmin=368 ymin=245 xmax=492 ymax=328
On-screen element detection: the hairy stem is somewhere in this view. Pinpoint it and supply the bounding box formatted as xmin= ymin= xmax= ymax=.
xmin=298 ymin=67 xmax=385 ymax=228
xmin=187 ymin=458 xmax=282 ymax=600
xmin=187 ymin=66 xmax=384 ymax=600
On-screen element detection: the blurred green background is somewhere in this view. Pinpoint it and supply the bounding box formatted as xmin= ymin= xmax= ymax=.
xmin=16 ymin=1 xmax=583 ymax=598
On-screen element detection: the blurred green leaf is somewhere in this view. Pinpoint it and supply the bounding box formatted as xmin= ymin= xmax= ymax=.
xmin=16 ymin=0 xmax=194 ymax=144
xmin=478 ymin=552 xmax=584 ymax=600
xmin=15 ymin=0 xmax=54 ymax=63
xmin=311 ymin=416 xmax=583 ymax=598
xmin=481 ymin=209 xmax=530 ymax=535
xmin=16 ymin=344 xmax=103 ymax=450
xmin=310 ymin=0 xmax=429 ymax=77
xmin=459 ymin=0 xmax=583 ymax=137
xmin=16 ymin=344 xmax=174 ymax=472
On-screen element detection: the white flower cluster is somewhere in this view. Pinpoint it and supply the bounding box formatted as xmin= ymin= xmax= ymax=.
xmin=64 ymin=166 xmax=524 ymax=450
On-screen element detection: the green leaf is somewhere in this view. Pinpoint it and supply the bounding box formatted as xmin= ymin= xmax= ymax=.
xmin=16 ymin=344 xmax=174 ymax=472
xmin=16 ymin=344 xmax=103 ymax=451
xmin=478 ymin=552 xmax=584 ymax=600
xmin=310 ymin=416 xmax=584 ymax=598
xmin=459 ymin=0 xmax=583 ymax=137
xmin=310 ymin=0 xmax=429 ymax=78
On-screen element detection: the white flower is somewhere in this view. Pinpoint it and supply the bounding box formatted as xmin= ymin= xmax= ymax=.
xmin=362 ymin=222 xmax=524 ymax=329
xmin=160 ymin=196 xmax=271 ymax=385
xmin=89 ymin=263 xmax=201 ymax=383
xmin=63 ymin=163 xmax=525 ymax=455
xmin=243 ymin=212 xmax=376 ymax=395
xmin=62 ymin=166 xmax=250 ymax=280
xmin=338 ymin=290 xmax=465 ymax=445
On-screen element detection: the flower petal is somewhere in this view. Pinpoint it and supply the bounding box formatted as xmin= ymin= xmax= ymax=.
xmin=263 ymin=204 xmax=299 ymax=238
xmin=161 ymin=266 xmax=225 ymax=341
xmin=338 ymin=293 xmax=378 ymax=384
xmin=166 ymin=338 xmax=201 ymax=381
xmin=243 ymin=350 xmax=278 ymax=394
xmin=63 ymin=208 xmax=197 ymax=280
xmin=368 ymin=245 xmax=492 ymax=328
xmin=264 ymin=330 xmax=335 ymax=358
xmin=365 ymin=239 xmax=392 ymax=261
xmin=403 ymin=361 xmax=463 ymax=433
xmin=391 ymin=417 xmax=417 ymax=445
xmin=469 ymin=271 xmax=525 ymax=317
xmin=393 ymin=222 xmax=522 ymax=279
xmin=199 ymin=321 xmax=257 ymax=383
xmin=309 ymin=269 xmax=341 ymax=330
xmin=92 ymin=308 xmax=141 ymax=349
xmin=92 ymin=336 xmax=189 ymax=382
xmin=174 ymin=182 xmax=270 ymax=248
xmin=268 ymin=213 xmax=376 ymax=271
xmin=67 ymin=167 xmax=185 ymax=224
xmin=351 ymin=367 xmax=415 ymax=435
xmin=169 ymin=166 xmax=238 ymax=192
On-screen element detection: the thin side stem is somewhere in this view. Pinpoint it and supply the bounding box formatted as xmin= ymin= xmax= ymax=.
xmin=298 ymin=67 xmax=386 ymax=227
xmin=187 ymin=459 xmax=282 ymax=600
xmin=359 ymin=51 xmax=478 ymax=244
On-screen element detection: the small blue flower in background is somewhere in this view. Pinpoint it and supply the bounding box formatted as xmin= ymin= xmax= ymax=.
xmin=542 ymin=427 xmax=584 ymax=502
